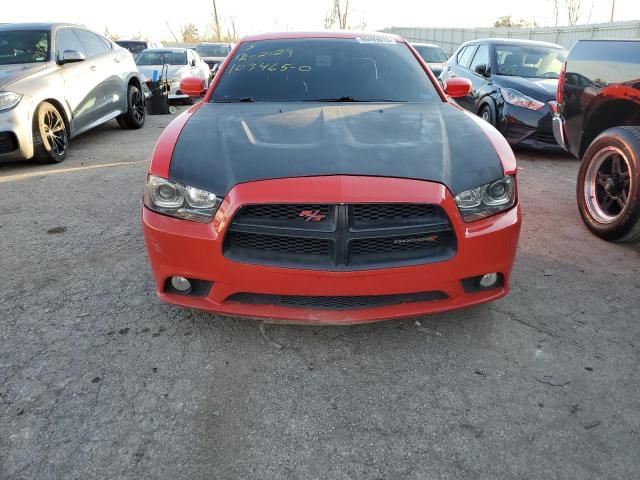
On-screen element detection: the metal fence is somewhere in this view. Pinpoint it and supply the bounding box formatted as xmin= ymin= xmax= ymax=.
xmin=382 ymin=20 xmax=640 ymax=55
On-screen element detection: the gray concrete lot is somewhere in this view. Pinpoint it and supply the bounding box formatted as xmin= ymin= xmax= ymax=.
xmin=1 ymin=108 xmax=639 ymax=480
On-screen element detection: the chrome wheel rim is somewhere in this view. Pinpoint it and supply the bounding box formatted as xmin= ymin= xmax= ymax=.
xmin=584 ymin=146 xmax=632 ymax=224
xmin=43 ymin=109 xmax=67 ymax=156
xmin=132 ymin=89 xmax=145 ymax=123
xmin=481 ymin=110 xmax=490 ymax=122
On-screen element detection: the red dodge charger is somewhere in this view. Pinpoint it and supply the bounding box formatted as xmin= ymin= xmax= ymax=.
xmin=142 ymin=32 xmax=521 ymax=324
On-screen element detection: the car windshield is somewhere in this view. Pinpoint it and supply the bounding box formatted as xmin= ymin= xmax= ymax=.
xmin=117 ymin=41 xmax=147 ymax=55
xmin=414 ymin=45 xmax=447 ymax=63
xmin=495 ymin=44 xmax=567 ymax=79
xmin=196 ymin=45 xmax=230 ymax=57
xmin=136 ymin=50 xmax=187 ymax=66
xmin=0 ymin=29 xmax=49 ymax=65
xmin=211 ymin=37 xmax=439 ymax=103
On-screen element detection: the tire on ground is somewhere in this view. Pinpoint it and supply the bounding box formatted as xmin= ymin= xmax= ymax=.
xmin=577 ymin=126 xmax=640 ymax=243
xmin=117 ymin=83 xmax=146 ymax=129
xmin=32 ymin=101 xmax=68 ymax=164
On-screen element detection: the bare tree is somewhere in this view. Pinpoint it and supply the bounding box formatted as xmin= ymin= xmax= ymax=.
xmin=180 ymin=23 xmax=200 ymax=43
xmin=550 ymin=0 xmax=559 ymax=26
xmin=325 ymin=0 xmax=350 ymax=30
xmin=565 ymin=0 xmax=582 ymax=26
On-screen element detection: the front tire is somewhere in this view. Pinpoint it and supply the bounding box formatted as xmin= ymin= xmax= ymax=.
xmin=117 ymin=83 xmax=146 ymax=129
xmin=478 ymin=103 xmax=495 ymax=126
xmin=577 ymin=126 xmax=640 ymax=243
xmin=32 ymin=102 xmax=68 ymax=163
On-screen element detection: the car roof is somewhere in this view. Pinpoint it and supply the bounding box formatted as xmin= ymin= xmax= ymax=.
xmin=197 ymin=42 xmax=231 ymax=46
xmin=240 ymin=31 xmax=404 ymax=43
xmin=141 ymin=48 xmax=189 ymax=53
xmin=411 ymin=42 xmax=443 ymax=49
xmin=462 ymin=37 xmax=564 ymax=49
xmin=0 ymin=22 xmax=89 ymax=32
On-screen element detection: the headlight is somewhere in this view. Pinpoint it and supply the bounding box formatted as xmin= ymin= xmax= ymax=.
xmin=143 ymin=175 xmax=221 ymax=223
xmin=500 ymin=88 xmax=544 ymax=110
xmin=0 ymin=92 xmax=22 ymax=111
xmin=454 ymin=175 xmax=516 ymax=222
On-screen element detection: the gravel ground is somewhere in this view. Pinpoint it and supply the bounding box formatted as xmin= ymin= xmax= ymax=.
xmin=1 ymin=108 xmax=639 ymax=480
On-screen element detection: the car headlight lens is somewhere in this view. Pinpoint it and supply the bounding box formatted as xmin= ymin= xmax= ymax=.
xmin=0 ymin=91 xmax=22 ymax=111
xmin=144 ymin=175 xmax=221 ymax=223
xmin=454 ymin=175 xmax=516 ymax=222
xmin=500 ymin=87 xmax=545 ymax=110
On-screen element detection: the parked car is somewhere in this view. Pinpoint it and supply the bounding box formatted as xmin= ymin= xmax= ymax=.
xmin=553 ymin=39 xmax=640 ymax=242
xmin=141 ymin=32 xmax=522 ymax=324
xmin=440 ymin=38 xmax=567 ymax=151
xmin=0 ymin=23 xmax=145 ymax=163
xmin=411 ymin=42 xmax=447 ymax=77
xmin=115 ymin=39 xmax=162 ymax=57
xmin=195 ymin=42 xmax=232 ymax=76
xmin=135 ymin=48 xmax=209 ymax=104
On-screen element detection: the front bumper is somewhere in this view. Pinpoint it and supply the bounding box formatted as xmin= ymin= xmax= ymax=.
xmin=499 ymin=103 xmax=563 ymax=152
xmin=142 ymin=176 xmax=521 ymax=324
xmin=0 ymin=96 xmax=36 ymax=161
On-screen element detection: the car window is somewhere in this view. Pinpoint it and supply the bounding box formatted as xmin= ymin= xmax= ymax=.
xmin=495 ymin=44 xmax=567 ymax=78
xmin=0 ymin=29 xmax=50 ymax=64
xmin=136 ymin=50 xmax=187 ymax=65
xmin=456 ymin=46 xmax=467 ymax=64
xmin=116 ymin=41 xmax=147 ymax=55
xmin=196 ymin=45 xmax=231 ymax=57
xmin=73 ymin=29 xmax=108 ymax=58
xmin=458 ymin=45 xmax=478 ymax=69
xmin=55 ymin=28 xmax=85 ymax=58
xmin=469 ymin=44 xmax=490 ymax=72
xmin=212 ymin=37 xmax=440 ymax=103
xmin=413 ymin=45 xmax=447 ymax=63
xmin=98 ymin=35 xmax=112 ymax=51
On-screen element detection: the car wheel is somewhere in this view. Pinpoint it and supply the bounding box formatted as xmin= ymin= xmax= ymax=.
xmin=479 ymin=104 xmax=495 ymax=126
xmin=182 ymin=96 xmax=194 ymax=106
xmin=577 ymin=126 xmax=640 ymax=243
xmin=32 ymin=102 xmax=68 ymax=163
xmin=117 ymin=84 xmax=146 ymax=129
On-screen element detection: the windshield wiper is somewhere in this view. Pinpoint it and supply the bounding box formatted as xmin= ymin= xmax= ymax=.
xmin=303 ymin=96 xmax=406 ymax=103
xmin=218 ymin=97 xmax=255 ymax=103
xmin=303 ymin=96 xmax=370 ymax=103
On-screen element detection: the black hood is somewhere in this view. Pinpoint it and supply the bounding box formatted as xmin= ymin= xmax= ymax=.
xmin=169 ymin=102 xmax=504 ymax=196
xmin=494 ymin=75 xmax=558 ymax=102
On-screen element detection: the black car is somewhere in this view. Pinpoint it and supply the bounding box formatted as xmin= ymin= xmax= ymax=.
xmin=554 ymin=39 xmax=640 ymax=242
xmin=440 ymin=38 xmax=567 ymax=151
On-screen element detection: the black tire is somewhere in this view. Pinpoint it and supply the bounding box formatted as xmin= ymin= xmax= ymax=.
xmin=577 ymin=126 xmax=640 ymax=243
xmin=117 ymin=83 xmax=145 ymax=129
xmin=32 ymin=102 xmax=68 ymax=163
xmin=478 ymin=103 xmax=495 ymax=126
xmin=182 ymin=96 xmax=194 ymax=106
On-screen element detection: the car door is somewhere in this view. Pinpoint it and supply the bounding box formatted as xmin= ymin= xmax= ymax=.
xmin=73 ymin=28 xmax=116 ymax=120
xmin=449 ymin=44 xmax=478 ymax=111
xmin=467 ymin=43 xmax=492 ymax=113
xmin=55 ymin=27 xmax=100 ymax=132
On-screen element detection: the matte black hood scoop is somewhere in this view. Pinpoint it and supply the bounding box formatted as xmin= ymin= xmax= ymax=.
xmin=169 ymin=102 xmax=504 ymax=195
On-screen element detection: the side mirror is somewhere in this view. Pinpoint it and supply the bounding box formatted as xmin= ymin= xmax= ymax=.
xmin=179 ymin=77 xmax=207 ymax=97
xmin=443 ymin=78 xmax=472 ymax=98
xmin=475 ymin=64 xmax=490 ymax=77
xmin=59 ymin=49 xmax=86 ymax=65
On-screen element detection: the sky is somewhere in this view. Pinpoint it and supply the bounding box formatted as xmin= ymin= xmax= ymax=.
xmin=4 ymin=0 xmax=639 ymax=40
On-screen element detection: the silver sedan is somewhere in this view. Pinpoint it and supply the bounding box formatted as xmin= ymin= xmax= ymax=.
xmin=0 ymin=22 xmax=146 ymax=163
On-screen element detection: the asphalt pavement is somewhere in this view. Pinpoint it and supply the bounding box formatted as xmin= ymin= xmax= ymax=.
xmin=1 ymin=107 xmax=639 ymax=480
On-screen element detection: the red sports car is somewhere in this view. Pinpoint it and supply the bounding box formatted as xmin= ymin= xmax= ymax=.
xmin=142 ymin=32 xmax=521 ymax=324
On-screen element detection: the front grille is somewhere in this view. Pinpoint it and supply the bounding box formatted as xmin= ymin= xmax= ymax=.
xmin=224 ymin=203 xmax=456 ymax=270
xmin=227 ymin=291 xmax=448 ymax=310
xmin=0 ymin=132 xmax=18 ymax=155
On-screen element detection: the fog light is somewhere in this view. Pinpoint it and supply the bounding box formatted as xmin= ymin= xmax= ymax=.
xmin=479 ymin=273 xmax=498 ymax=288
xmin=170 ymin=276 xmax=191 ymax=293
